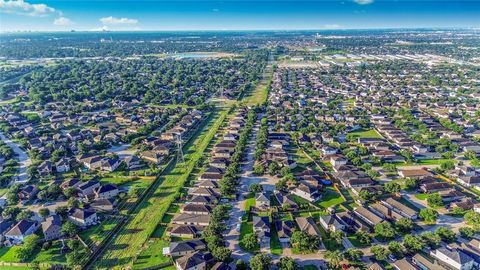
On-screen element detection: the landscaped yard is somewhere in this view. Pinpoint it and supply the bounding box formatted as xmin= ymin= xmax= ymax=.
xmin=270 ymin=225 xmax=283 ymax=255
xmin=79 ymin=219 xmax=117 ymax=246
xmin=245 ymin=193 xmax=256 ymax=211
xmin=0 ymin=240 xmax=66 ymax=266
xmin=315 ymin=187 xmax=345 ymax=209
xmin=239 ymin=213 xmax=260 ymax=252
xmin=415 ymin=193 xmax=429 ymax=200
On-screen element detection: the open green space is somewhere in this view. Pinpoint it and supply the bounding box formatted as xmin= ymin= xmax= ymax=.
xmin=243 ymin=63 xmax=272 ymax=106
xmin=95 ymin=107 xmax=230 ymax=269
xmin=133 ymin=228 xmax=172 ymax=270
xmin=348 ymin=128 xmax=383 ymax=139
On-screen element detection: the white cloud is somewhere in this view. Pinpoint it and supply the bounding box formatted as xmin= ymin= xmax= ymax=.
xmin=53 ymin=16 xmax=72 ymax=26
xmin=353 ymin=0 xmax=374 ymax=5
xmin=99 ymin=16 xmax=138 ymax=25
xmin=0 ymin=0 xmax=56 ymax=16
xmin=91 ymin=25 xmax=109 ymax=32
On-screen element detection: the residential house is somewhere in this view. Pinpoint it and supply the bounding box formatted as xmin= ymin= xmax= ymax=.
xmin=169 ymin=239 xmax=207 ymax=257
xmin=42 ymin=215 xmax=62 ymax=241
xmin=68 ymin=208 xmax=98 ymax=228
xmin=253 ymin=216 xmax=270 ymax=243
xmin=4 ymin=220 xmax=39 ymax=244
xmin=319 ymin=214 xmax=346 ymax=232
xmin=430 ymin=247 xmax=478 ymax=270
xmin=381 ymin=197 xmax=418 ymax=219
xmin=255 ymin=193 xmax=270 ymax=209
xmin=295 ymin=217 xmax=321 ymax=237
xmin=94 ymin=184 xmax=119 ymax=199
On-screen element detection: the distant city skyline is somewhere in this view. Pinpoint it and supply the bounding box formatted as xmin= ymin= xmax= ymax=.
xmin=1 ymin=0 xmax=479 ymax=32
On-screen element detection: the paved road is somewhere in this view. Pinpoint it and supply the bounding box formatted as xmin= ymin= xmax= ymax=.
xmin=225 ymin=120 xmax=261 ymax=262
xmin=107 ymin=144 xmax=135 ymax=160
xmin=401 ymin=191 xmax=464 ymax=233
xmin=224 ymin=117 xmax=329 ymax=269
xmin=0 ymin=131 xmax=31 ymax=183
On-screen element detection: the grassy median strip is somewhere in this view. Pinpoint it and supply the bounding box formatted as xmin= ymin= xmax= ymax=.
xmin=94 ymin=107 xmax=230 ymax=269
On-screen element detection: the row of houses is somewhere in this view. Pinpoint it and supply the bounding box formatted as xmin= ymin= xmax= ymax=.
xmin=167 ymin=108 xmax=248 ymax=270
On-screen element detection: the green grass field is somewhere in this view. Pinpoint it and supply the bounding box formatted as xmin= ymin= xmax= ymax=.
xmin=348 ymin=128 xmax=383 ymax=139
xmin=243 ymin=63 xmax=272 ymax=106
xmin=95 ymin=108 xmax=230 ymax=269
xmin=315 ymin=187 xmax=345 ymax=209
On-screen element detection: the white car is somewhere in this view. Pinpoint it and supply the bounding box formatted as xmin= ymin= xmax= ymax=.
xmin=236 ymin=224 xmax=241 ymax=232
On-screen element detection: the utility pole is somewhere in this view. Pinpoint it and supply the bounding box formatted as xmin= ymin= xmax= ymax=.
xmin=176 ymin=134 xmax=184 ymax=163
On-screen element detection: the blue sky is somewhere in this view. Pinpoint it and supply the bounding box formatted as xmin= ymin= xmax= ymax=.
xmin=0 ymin=0 xmax=479 ymax=31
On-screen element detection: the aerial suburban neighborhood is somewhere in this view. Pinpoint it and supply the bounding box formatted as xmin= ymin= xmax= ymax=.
xmin=0 ymin=1 xmax=480 ymax=269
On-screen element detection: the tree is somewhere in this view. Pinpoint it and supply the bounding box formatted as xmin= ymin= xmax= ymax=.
xmin=330 ymin=230 xmax=344 ymax=245
xmin=383 ymin=163 xmax=397 ymax=172
xmin=278 ymin=257 xmax=298 ymax=270
xmin=62 ymin=221 xmax=79 ymax=237
xmin=253 ymin=163 xmax=265 ymax=175
xmin=15 ymin=234 xmax=40 ymax=261
xmin=388 ymin=241 xmax=406 ymax=258
xmin=16 ymin=210 xmax=33 ymax=222
xmin=419 ymin=208 xmax=438 ymax=223
xmin=384 ymin=182 xmax=401 ymax=194
xmin=324 ymin=250 xmax=343 ymax=268
xmin=212 ymin=246 xmax=232 ymax=262
xmin=249 ymin=253 xmax=271 ymax=270
xmin=403 ymin=234 xmax=425 ymax=253
xmin=374 ymin=221 xmax=396 ymax=239
xmin=405 ymin=178 xmax=418 ymax=190
xmin=395 ymin=218 xmax=413 ymax=233
xmin=241 ymin=233 xmax=258 ymax=251
xmin=236 ymin=259 xmax=248 ymax=270
xmin=268 ymin=161 xmax=280 ymax=176
xmin=39 ymin=208 xmax=50 ymax=218
xmin=249 ymin=183 xmax=263 ymax=193
xmin=435 ymin=227 xmax=456 ymax=243
xmin=421 ymin=232 xmax=441 ymax=248
xmin=371 ymin=245 xmax=391 ymax=261
xmin=440 ymin=161 xmax=455 ymax=171
xmin=464 ymin=210 xmax=480 ymax=230
xmin=344 ymin=248 xmax=363 ymax=262
xmin=63 ymin=187 xmax=77 ymax=198
xmin=359 ymin=189 xmax=376 ymax=202
xmin=427 ymin=193 xmax=443 ymax=208
xmin=55 ymin=205 xmax=69 ymax=218
xmin=355 ymin=230 xmax=372 ymax=245
xmin=290 ymin=231 xmax=320 ymax=253
xmin=459 ymin=227 xmax=476 ymax=239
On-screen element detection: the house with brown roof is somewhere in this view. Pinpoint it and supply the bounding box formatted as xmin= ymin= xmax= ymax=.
xmin=399 ymin=168 xmax=432 ymax=179
xmin=295 ymin=217 xmax=321 ymax=237
xmin=381 ymin=197 xmax=418 ymax=219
